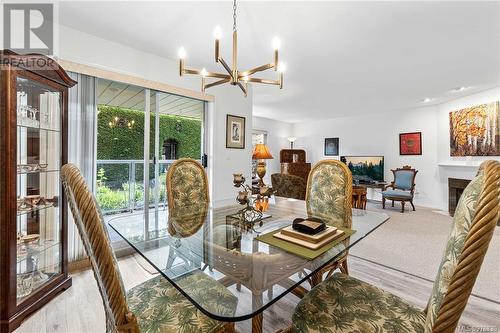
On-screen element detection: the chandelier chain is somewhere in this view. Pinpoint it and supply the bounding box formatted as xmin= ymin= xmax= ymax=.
xmin=233 ymin=0 xmax=237 ymax=31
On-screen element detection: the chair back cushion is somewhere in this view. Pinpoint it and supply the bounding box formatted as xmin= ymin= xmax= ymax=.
xmin=167 ymin=158 xmax=209 ymax=209
xmin=166 ymin=159 xmax=209 ymax=235
xmin=61 ymin=164 xmax=138 ymax=332
xmin=305 ymin=160 xmax=353 ymax=228
xmin=271 ymin=173 xmax=307 ymax=200
xmin=425 ymin=161 xmax=500 ymax=332
xmin=394 ymin=169 xmax=415 ymax=190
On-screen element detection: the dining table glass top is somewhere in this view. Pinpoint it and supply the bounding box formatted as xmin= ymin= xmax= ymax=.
xmin=108 ymin=197 xmax=389 ymax=322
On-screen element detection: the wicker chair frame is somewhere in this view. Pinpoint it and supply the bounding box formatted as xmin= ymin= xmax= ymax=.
xmin=61 ymin=164 xmax=139 ymax=333
xmin=431 ymin=160 xmax=500 ymax=332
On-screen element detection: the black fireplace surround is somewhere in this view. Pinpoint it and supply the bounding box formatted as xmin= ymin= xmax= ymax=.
xmin=448 ymin=178 xmax=471 ymax=216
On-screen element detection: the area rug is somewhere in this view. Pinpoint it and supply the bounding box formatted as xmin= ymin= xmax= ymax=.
xmin=350 ymin=202 xmax=500 ymax=302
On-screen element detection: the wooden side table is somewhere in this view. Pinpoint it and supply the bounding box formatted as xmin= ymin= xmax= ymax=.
xmin=352 ymin=186 xmax=367 ymax=209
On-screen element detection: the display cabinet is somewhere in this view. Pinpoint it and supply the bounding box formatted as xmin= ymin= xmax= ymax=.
xmin=0 ymin=50 xmax=77 ymax=332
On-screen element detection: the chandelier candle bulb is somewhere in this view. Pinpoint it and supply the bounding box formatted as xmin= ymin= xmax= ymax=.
xmin=213 ymin=25 xmax=222 ymax=40
xmin=177 ymin=47 xmax=186 ymax=59
xmin=272 ymin=37 xmax=281 ymax=50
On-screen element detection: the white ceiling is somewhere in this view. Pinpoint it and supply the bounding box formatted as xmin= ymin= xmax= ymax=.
xmin=60 ymin=1 xmax=500 ymax=122
xmin=97 ymin=79 xmax=204 ymax=119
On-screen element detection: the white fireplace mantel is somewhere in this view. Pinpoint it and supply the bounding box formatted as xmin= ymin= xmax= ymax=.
xmin=438 ymin=161 xmax=483 ymax=168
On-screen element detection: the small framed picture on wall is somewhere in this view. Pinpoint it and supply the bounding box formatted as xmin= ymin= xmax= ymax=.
xmin=399 ymin=132 xmax=422 ymax=155
xmin=226 ymin=114 xmax=246 ymax=149
xmin=324 ymin=138 xmax=339 ymax=156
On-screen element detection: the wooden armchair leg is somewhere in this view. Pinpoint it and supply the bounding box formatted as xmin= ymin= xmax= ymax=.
xmin=410 ymin=200 xmax=416 ymax=211
xmin=382 ymin=197 xmax=386 ymax=209
xmin=391 ymin=200 xmax=394 ymax=207
xmin=401 ymin=201 xmax=405 ymax=213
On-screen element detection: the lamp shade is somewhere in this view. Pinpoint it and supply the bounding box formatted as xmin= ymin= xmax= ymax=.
xmin=252 ymin=144 xmax=274 ymax=160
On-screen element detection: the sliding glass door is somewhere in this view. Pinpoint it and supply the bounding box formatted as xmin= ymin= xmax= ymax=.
xmin=95 ymin=78 xmax=206 ymax=217
xmin=149 ymin=91 xmax=206 ymax=213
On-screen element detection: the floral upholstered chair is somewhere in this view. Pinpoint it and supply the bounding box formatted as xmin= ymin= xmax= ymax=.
xmin=382 ymin=165 xmax=418 ymax=213
xmin=61 ymin=164 xmax=236 ymax=333
xmin=271 ymin=173 xmax=307 ymax=200
xmin=292 ymin=160 xmax=500 ymax=333
xmin=305 ymin=160 xmax=352 ymax=281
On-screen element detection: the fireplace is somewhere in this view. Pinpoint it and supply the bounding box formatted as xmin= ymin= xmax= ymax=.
xmin=448 ymin=178 xmax=471 ymax=216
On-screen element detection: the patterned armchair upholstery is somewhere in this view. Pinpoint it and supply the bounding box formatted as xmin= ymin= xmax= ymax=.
xmin=271 ymin=173 xmax=307 ymax=200
xmin=306 ymin=160 xmax=353 ymax=228
xmin=382 ymin=165 xmax=418 ymax=213
xmin=305 ymin=160 xmax=353 ymax=282
xmin=61 ymin=164 xmax=235 ymax=333
xmin=166 ymin=158 xmax=210 ymax=236
xmin=292 ymin=160 xmax=500 ymax=333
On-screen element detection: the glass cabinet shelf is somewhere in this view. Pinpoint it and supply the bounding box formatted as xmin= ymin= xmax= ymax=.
xmin=17 ymin=169 xmax=59 ymax=175
xmin=15 ymin=76 xmax=63 ymax=305
xmin=16 ymin=202 xmax=56 ymax=216
xmin=16 ymin=240 xmax=59 ymax=264
xmin=16 ymin=124 xmax=61 ymax=132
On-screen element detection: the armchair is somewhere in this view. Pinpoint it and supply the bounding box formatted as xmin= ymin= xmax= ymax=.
xmin=271 ymin=173 xmax=307 ymax=200
xmin=382 ymin=165 xmax=418 ymax=213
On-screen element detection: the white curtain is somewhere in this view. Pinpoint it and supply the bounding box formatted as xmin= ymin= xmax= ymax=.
xmin=67 ymin=72 xmax=97 ymax=263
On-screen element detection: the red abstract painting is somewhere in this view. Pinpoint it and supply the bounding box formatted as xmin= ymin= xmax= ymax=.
xmin=400 ymin=132 xmax=422 ymax=155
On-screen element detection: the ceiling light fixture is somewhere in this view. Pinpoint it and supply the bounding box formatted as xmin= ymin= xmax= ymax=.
xmin=422 ymin=97 xmax=433 ymax=103
xmin=451 ymin=86 xmax=470 ymax=93
xmin=177 ymin=0 xmax=285 ymax=97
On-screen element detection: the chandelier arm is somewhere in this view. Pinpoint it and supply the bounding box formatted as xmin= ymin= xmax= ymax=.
xmin=183 ymin=68 xmax=230 ymax=79
xmin=236 ymin=81 xmax=247 ymax=96
xmin=204 ymin=78 xmax=231 ymax=90
xmin=239 ymin=63 xmax=275 ymax=78
xmin=218 ymin=57 xmax=234 ymax=79
xmin=246 ymin=77 xmax=280 ymax=85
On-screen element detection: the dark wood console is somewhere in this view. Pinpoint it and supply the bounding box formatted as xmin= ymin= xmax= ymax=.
xmin=280 ymin=149 xmax=311 ymax=181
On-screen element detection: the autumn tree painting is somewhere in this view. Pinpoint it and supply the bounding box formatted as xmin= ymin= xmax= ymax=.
xmin=449 ymin=101 xmax=499 ymax=156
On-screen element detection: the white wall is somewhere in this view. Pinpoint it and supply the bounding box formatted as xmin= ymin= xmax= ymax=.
xmin=210 ymin=86 xmax=253 ymax=207
xmin=292 ymin=87 xmax=500 ymax=210
xmin=56 ymin=25 xmax=253 ymax=207
xmin=252 ymin=116 xmax=294 ymax=178
xmin=292 ymin=107 xmax=441 ymax=208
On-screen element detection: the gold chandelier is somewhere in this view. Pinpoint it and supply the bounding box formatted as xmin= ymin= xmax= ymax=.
xmin=177 ymin=0 xmax=285 ymax=97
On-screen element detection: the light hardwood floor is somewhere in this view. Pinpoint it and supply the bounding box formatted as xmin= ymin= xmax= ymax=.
xmin=15 ymin=255 xmax=500 ymax=333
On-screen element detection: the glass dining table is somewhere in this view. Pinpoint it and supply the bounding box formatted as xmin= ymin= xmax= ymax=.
xmin=108 ymin=197 xmax=389 ymax=333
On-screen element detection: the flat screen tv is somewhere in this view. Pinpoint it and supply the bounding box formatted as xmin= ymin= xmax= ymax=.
xmin=340 ymin=156 xmax=384 ymax=183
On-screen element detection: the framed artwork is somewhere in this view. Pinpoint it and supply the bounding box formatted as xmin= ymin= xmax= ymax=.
xmin=324 ymin=138 xmax=339 ymax=156
xmin=399 ymin=132 xmax=422 ymax=155
xmin=449 ymin=101 xmax=500 ymax=156
xmin=226 ymin=114 xmax=245 ymax=149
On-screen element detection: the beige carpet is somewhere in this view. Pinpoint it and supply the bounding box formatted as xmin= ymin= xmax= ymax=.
xmin=350 ymin=202 xmax=500 ymax=302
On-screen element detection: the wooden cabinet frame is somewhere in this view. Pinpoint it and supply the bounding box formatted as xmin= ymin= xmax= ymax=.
xmin=0 ymin=50 xmax=77 ymax=333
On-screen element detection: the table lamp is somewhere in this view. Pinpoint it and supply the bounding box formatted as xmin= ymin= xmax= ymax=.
xmin=252 ymin=144 xmax=273 ymax=187
xmin=287 ymin=137 xmax=297 ymax=149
